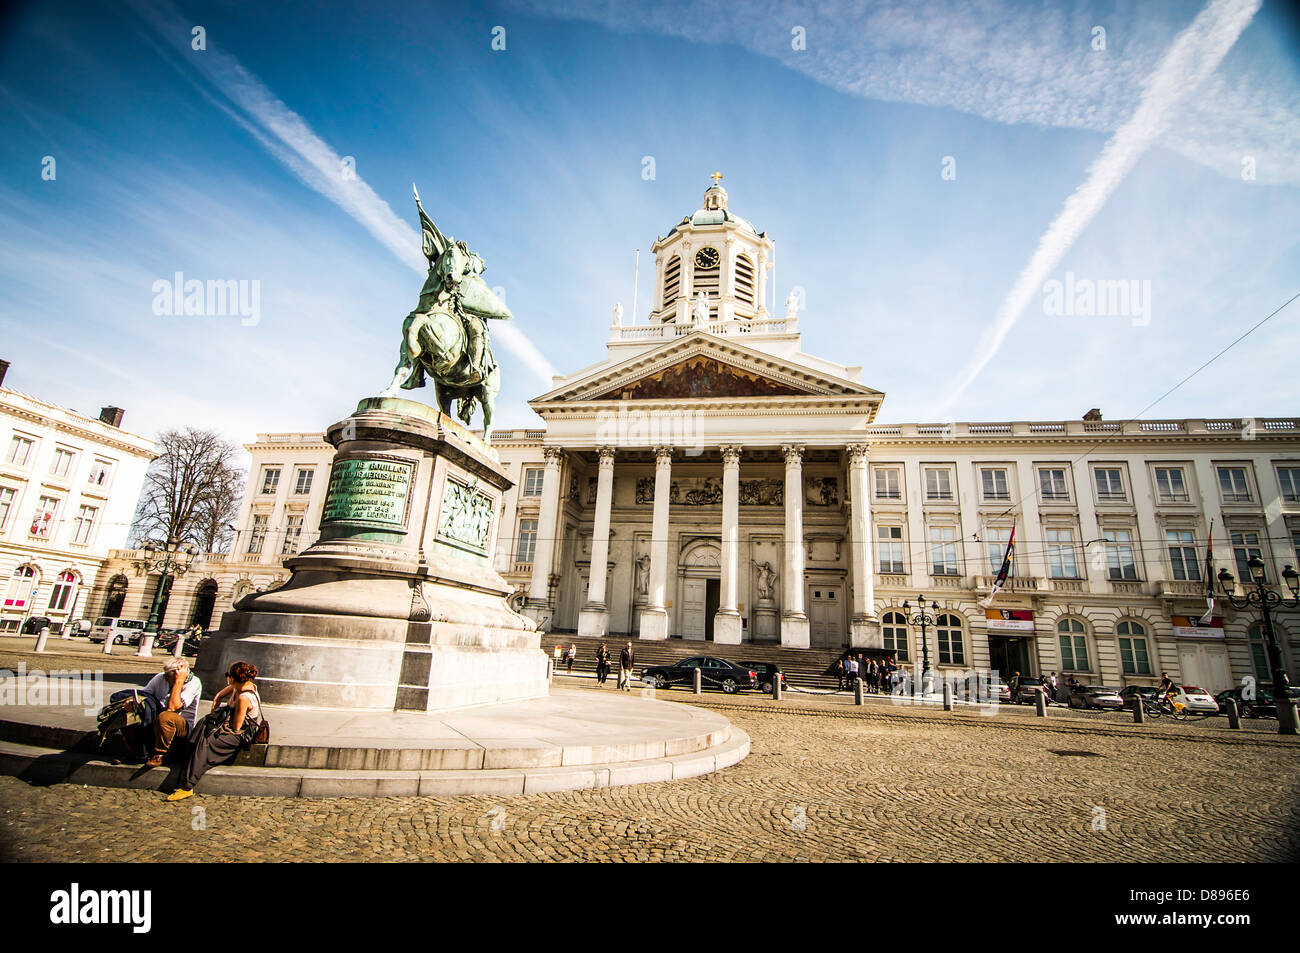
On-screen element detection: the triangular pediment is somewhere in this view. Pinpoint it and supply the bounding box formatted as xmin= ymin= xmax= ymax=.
xmin=530 ymin=333 xmax=882 ymax=406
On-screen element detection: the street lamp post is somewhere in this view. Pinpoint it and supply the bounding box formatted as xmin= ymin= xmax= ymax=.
xmin=1217 ymin=556 xmax=1299 ymax=736
xmin=902 ymin=595 xmax=937 ymax=698
xmin=137 ymin=537 xmax=199 ymax=633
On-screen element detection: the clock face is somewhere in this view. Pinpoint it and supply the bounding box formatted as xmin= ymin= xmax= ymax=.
xmin=694 ymin=246 xmax=720 ymax=269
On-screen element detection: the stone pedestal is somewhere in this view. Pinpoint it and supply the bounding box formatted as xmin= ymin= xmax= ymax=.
xmin=713 ymin=609 xmax=742 ymax=645
xmin=577 ymin=604 xmax=609 ymax=637
xmin=638 ymin=606 xmax=669 ymax=640
xmin=780 ymin=612 xmax=810 ymax=648
xmin=753 ymin=600 xmax=779 ymax=642
xmin=850 ymin=614 xmax=882 ymax=649
xmin=197 ymin=397 xmax=547 ymax=713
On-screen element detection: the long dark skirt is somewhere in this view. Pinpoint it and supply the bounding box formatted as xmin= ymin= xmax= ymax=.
xmin=181 ymin=722 xmax=244 ymax=790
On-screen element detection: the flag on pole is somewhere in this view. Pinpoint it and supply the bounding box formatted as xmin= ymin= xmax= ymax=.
xmin=979 ymin=525 xmax=1016 ymax=609
xmin=1200 ymin=521 xmax=1216 ymax=624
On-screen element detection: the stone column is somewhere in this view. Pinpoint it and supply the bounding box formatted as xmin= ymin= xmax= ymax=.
xmin=677 ymin=242 xmax=694 ymax=324
xmin=639 ymin=447 xmax=673 ymax=640
xmin=714 ymin=446 xmax=743 ymax=644
xmin=847 ymin=443 xmax=881 ymax=648
xmin=578 ymin=448 xmax=616 ymax=637
xmin=756 ymin=248 xmax=769 ymax=316
xmin=525 ymin=447 xmax=564 ymax=624
xmin=781 ymin=444 xmax=810 ymax=647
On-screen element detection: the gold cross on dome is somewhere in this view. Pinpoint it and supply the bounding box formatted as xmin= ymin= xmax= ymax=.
xmin=710 ymin=170 xmax=723 ymax=185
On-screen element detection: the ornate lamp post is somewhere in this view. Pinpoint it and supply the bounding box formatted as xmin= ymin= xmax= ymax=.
xmin=138 ymin=537 xmax=199 ymax=632
xmin=902 ymin=595 xmax=937 ymax=698
xmin=1217 ymin=556 xmax=1299 ymax=735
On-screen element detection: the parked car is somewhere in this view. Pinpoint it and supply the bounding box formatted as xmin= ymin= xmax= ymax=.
xmin=63 ymin=618 xmax=92 ymax=637
xmin=641 ymin=656 xmax=758 ymax=694
xmin=1012 ymin=676 xmax=1048 ymax=704
xmin=1066 ymin=684 xmax=1126 ymax=710
xmin=21 ymin=615 xmax=52 ymax=634
xmin=1174 ymin=685 xmax=1219 ymax=716
xmin=1118 ymin=686 xmax=1158 ymax=710
xmin=740 ymin=661 xmax=785 ymax=694
xmin=1214 ymin=686 xmax=1277 ymax=719
xmin=88 ymin=617 xmax=148 ymax=645
xmin=154 ymin=629 xmax=204 ymax=657
xmin=993 ymin=679 xmax=1012 ymax=705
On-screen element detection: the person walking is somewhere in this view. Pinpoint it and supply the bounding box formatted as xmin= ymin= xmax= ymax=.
xmin=565 ymin=643 xmax=577 ymax=674
xmin=835 ymin=658 xmax=845 ymax=691
xmin=618 ymin=642 xmax=635 ymax=691
xmin=595 ymin=643 xmax=610 ymax=685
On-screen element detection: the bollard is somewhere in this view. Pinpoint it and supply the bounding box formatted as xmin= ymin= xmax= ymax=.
xmin=1225 ymin=697 xmax=1240 ymax=729
xmin=1132 ymin=695 xmax=1145 ymax=724
xmin=546 ymin=657 xmax=553 ymax=682
xmin=136 ymin=634 xmax=154 ymax=658
xmin=853 ymin=678 xmax=864 ymax=705
xmin=771 ymin=674 xmax=782 ymax=701
xmin=1035 ymin=689 xmax=1047 ymax=717
xmin=34 ymin=626 xmax=50 ymax=653
xmin=693 ymin=668 xmax=702 ymax=695
xmin=1278 ymin=695 xmax=1300 ymax=736
xmin=102 ymin=633 xmax=114 ymax=655
xmin=172 ymin=634 xmax=186 ymax=659
xmin=943 ymin=680 xmax=953 ymax=711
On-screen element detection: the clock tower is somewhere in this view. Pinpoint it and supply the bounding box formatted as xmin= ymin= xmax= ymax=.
xmin=648 ymin=173 xmax=774 ymax=326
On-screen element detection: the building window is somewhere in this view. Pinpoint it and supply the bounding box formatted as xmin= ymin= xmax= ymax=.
xmin=1057 ymin=617 xmax=1090 ymax=671
xmin=6 ymin=435 xmax=34 ymax=467
xmin=30 ymin=496 xmax=58 ymax=538
xmin=1046 ymin=528 xmax=1079 ymax=578
xmin=985 ymin=527 xmax=1014 ymax=577
xmin=881 ymin=610 xmax=909 ymax=661
xmin=1154 ymin=467 xmax=1189 ymax=503
xmin=1231 ymin=531 xmax=1262 ymax=580
xmin=929 ymin=526 xmax=958 ymax=576
xmin=1105 ymin=529 xmax=1139 ymax=580
xmin=282 ymin=515 xmax=304 ymax=555
xmin=87 ymin=459 xmax=112 ymax=487
xmin=1279 ymin=466 xmax=1300 ymax=504
xmin=874 ymin=468 xmax=901 ymax=500
xmin=734 ymin=254 xmax=755 ymax=308
xmin=3 ymin=565 xmax=37 ymax=609
xmin=50 ymin=447 xmax=76 ymax=478
xmin=1217 ymin=466 xmax=1252 ymax=503
xmin=522 ymin=468 xmax=544 ymax=497
xmin=261 ymin=468 xmax=281 ymax=494
xmin=72 ymin=505 xmax=97 ymax=545
xmin=877 ymin=525 xmax=904 ymax=574
xmin=0 ymin=486 xmax=15 ymax=532
xmin=247 ymin=514 xmax=268 ymax=554
xmin=294 ymin=469 xmax=314 ymax=495
xmin=1166 ymin=530 xmax=1200 ymax=581
xmin=924 ymin=468 xmax=953 ymax=501
xmin=48 ymin=571 xmax=78 ymax=612
xmin=662 ymin=255 xmax=681 ymax=304
xmin=1093 ymin=467 xmax=1125 ymax=501
xmin=936 ymin=614 xmax=965 ymax=665
xmin=1247 ymin=623 xmax=1271 ymax=682
xmin=980 ymin=468 xmax=1010 ymax=501
xmin=1038 ymin=468 xmax=1070 ymax=501
xmin=1292 ymin=528 xmax=1300 ymax=569
xmin=1117 ymin=620 xmax=1152 ymax=676
xmin=515 ymin=518 xmax=538 ymax=563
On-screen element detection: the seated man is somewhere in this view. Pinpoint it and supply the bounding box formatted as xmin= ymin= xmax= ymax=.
xmin=117 ymin=658 xmax=202 ymax=767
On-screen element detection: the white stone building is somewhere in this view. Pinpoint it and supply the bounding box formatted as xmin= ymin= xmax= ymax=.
xmin=0 ymin=361 xmax=156 ymax=633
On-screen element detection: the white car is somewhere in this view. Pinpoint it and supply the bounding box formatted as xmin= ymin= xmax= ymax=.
xmin=1174 ymin=684 xmax=1220 ymax=716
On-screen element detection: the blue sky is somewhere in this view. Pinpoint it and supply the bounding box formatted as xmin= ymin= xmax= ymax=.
xmin=1 ymin=0 xmax=1297 ymax=451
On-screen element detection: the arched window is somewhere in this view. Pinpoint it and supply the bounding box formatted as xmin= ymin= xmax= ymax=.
xmin=3 ymin=565 xmax=38 ymax=610
xmin=882 ymin=610 xmax=909 ymax=661
xmin=1117 ymin=619 xmax=1151 ymax=676
xmin=103 ymin=574 xmax=128 ymax=619
xmin=1057 ymin=617 xmax=1090 ymax=672
xmin=734 ymin=254 xmax=755 ymax=308
xmin=1247 ymin=623 xmax=1271 ymax=682
xmin=662 ymin=255 xmax=681 ymax=308
xmin=48 ymin=570 xmax=79 ymax=613
xmin=189 ymin=578 xmax=219 ymax=630
xmin=936 ymin=613 xmax=965 ymax=665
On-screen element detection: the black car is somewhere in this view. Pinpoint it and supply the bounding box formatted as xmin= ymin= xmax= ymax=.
xmin=155 ymin=629 xmax=204 ymax=657
xmin=1118 ymin=686 xmax=1158 ymax=710
xmin=641 ymin=656 xmax=758 ymax=694
xmin=1011 ymin=676 xmax=1047 ymax=704
xmin=1214 ymin=686 xmax=1287 ymax=719
xmin=740 ymin=661 xmax=785 ymax=694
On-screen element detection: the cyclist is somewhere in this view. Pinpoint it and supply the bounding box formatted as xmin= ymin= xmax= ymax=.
xmin=1157 ymin=672 xmax=1178 ymax=707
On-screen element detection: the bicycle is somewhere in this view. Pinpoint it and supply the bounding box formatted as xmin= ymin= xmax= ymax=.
xmin=1142 ymin=694 xmax=1188 ymax=720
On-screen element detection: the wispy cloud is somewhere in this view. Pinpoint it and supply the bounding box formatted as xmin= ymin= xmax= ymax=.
xmin=935 ymin=0 xmax=1262 ymax=413
xmin=126 ymin=0 xmax=557 ymax=388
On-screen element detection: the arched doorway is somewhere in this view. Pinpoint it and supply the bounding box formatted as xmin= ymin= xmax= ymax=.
xmin=677 ymin=538 xmax=721 ymax=641
xmin=189 ymin=578 xmax=219 ymax=629
xmin=103 ymin=574 xmax=128 ymax=618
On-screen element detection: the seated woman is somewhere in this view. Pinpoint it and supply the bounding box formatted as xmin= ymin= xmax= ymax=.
xmin=165 ymin=660 xmax=262 ymax=803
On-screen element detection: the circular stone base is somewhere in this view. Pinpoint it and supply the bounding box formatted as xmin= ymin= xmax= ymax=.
xmin=0 ymin=682 xmax=748 ymax=797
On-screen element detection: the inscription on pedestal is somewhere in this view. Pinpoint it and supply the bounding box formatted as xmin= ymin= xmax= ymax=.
xmin=322 ymin=456 xmax=415 ymax=530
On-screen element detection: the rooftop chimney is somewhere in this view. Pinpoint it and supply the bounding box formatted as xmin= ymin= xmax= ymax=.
xmin=0 ymin=359 xmax=9 ymax=389
xmin=99 ymin=406 xmax=125 ymax=428
xmin=1083 ymin=408 xmax=1103 ymax=421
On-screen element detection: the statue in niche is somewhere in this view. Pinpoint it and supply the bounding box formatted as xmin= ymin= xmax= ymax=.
xmin=752 ymin=560 xmax=778 ymax=601
xmin=635 ymin=553 xmax=651 ymax=596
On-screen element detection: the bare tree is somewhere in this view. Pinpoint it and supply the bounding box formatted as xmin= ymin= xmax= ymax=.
xmin=131 ymin=428 xmax=245 ymax=553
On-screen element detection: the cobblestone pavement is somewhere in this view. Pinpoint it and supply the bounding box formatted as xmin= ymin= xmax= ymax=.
xmin=3 ymin=670 xmax=1297 ymax=862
